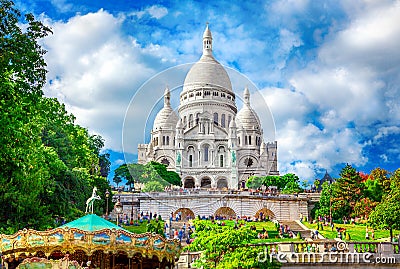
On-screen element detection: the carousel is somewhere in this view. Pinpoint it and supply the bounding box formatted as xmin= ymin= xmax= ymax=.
xmin=0 ymin=189 xmax=181 ymax=269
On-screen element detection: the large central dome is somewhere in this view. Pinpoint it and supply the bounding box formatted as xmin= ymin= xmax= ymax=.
xmin=182 ymin=25 xmax=232 ymax=93
xmin=183 ymin=55 xmax=232 ymax=92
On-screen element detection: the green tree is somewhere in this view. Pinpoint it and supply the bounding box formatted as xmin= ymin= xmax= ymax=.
xmin=0 ymin=0 xmax=52 ymax=232
xmin=314 ymin=179 xmax=320 ymax=191
xmin=353 ymin=197 xmax=377 ymax=220
xmin=146 ymin=219 xmax=164 ymax=236
xmin=281 ymin=173 xmax=302 ymax=194
xmin=99 ymin=153 xmax=111 ymax=178
xmin=261 ymin=175 xmax=283 ymax=189
xmin=363 ymin=177 xmax=383 ymax=202
xmin=113 ymin=174 xmax=122 ymax=188
xmin=315 ymin=181 xmax=332 ymax=218
xmin=331 ymin=164 xmax=364 ymax=219
xmin=142 ymin=181 xmax=164 ymax=192
xmin=186 ymin=220 xmax=279 ymax=269
xmin=369 ymin=169 xmax=400 ymax=242
xmin=246 ymin=176 xmax=263 ymax=189
xmin=370 ymin=168 xmax=390 ymax=193
xmin=0 ymin=1 xmax=111 ymax=231
xmin=114 ymin=164 xmax=133 ymax=189
xmin=147 ymin=161 xmax=182 ymax=186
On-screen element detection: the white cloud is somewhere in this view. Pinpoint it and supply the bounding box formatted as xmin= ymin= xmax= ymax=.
xmin=130 ymin=5 xmax=168 ymax=19
xmin=256 ymin=0 xmax=400 ymax=180
xmin=31 ymin=0 xmax=399 ymax=181
xmin=114 ymin=159 xmax=125 ymax=165
xmin=373 ymin=126 xmax=400 ymax=142
xmin=147 ymin=5 xmax=168 ymax=19
xmin=49 ymin=0 xmax=73 ymax=13
xmin=42 ymin=10 xmax=174 ymax=151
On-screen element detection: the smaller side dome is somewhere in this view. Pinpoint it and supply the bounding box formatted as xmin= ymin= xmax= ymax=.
xmin=236 ymin=87 xmax=261 ymax=130
xmin=153 ymin=87 xmax=179 ymax=130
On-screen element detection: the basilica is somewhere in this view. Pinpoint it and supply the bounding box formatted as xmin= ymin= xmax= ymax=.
xmin=138 ymin=25 xmax=279 ymax=190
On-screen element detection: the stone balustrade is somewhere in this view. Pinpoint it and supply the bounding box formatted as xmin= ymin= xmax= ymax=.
xmin=177 ymin=241 xmax=400 ymax=268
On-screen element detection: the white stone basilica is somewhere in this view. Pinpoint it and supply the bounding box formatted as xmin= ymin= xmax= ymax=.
xmin=138 ymin=25 xmax=278 ymax=190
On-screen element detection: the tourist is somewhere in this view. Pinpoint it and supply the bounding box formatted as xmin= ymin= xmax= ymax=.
xmin=365 ymin=227 xmax=369 ymax=240
xmin=371 ymin=228 xmax=375 ymax=240
xmin=178 ymin=229 xmax=183 ymax=242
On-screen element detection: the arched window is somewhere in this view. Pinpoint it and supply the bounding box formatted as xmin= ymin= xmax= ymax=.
xmin=183 ymin=116 xmax=187 ymax=129
xmin=189 ymin=114 xmax=193 ymax=128
xmin=189 ymin=155 xmax=193 ymax=167
xmin=238 ymin=137 xmax=240 ymax=145
xmin=196 ymin=113 xmax=200 ymax=124
xmin=220 ymin=155 xmax=224 ymax=167
xmin=221 ymin=114 xmax=226 ymax=128
xmin=204 ymin=145 xmax=209 ymax=162
xmin=214 ymin=113 xmax=218 ymax=125
xmin=166 ymin=136 xmax=169 ymax=146
xmin=228 ymin=115 xmax=232 ymax=126
xmin=245 ymin=136 xmax=248 ymax=145
xmin=249 ymin=136 xmax=252 ymax=145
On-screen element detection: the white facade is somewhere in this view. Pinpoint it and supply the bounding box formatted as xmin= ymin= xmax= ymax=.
xmin=138 ymin=25 xmax=278 ymax=190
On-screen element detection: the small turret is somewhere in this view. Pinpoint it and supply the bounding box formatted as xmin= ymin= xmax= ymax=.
xmin=243 ymin=86 xmax=250 ymax=106
xmin=164 ymin=86 xmax=171 ymax=107
xmin=202 ymin=23 xmax=213 ymax=56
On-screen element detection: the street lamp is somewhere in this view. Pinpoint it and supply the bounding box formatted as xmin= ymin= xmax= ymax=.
xmin=131 ymin=181 xmax=141 ymax=222
xmin=105 ymin=189 xmax=110 ymax=218
xmin=114 ymin=197 xmax=123 ymax=226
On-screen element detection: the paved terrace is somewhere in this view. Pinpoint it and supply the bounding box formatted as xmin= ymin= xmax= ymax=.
xmin=112 ymin=190 xmax=320 ymax=222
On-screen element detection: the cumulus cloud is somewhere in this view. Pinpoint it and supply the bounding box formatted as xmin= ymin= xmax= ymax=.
xmin=130 ymin=5 xmax=168 ymax=19
xmin=41 ymin=10 xmax=174 ymax=151
xmin=259 ymin=0 xmax=400 ymax=179
xmin=26 ymin=0 xmax=399 ymax=181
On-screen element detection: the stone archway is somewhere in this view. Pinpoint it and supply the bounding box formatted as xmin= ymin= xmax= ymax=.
xmin=174 ymin=208 xmax=195 ymax=220
xmin=217 ymin=178 xmax=228 ymax=189
xmin=214 ymin=207 xmax=236 ymax=219
xmin=201 ymin=177 xmax=212 ymax=188
xmin=184 ymin=177 xmax=195 ymax=188
xmin=255 ymin=208 xmax=275 ymax=220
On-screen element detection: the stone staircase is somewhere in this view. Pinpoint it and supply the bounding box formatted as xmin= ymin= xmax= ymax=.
xmin=279 ymin=220 xmax=311 ymax=239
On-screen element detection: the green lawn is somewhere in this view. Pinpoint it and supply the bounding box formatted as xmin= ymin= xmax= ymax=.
xmin=112 ymin=220 xmax=165 ymax=234
xmin=195 ymin=220 xmax=302 ymax=243
xmin=302 ymin=221 xmax=400 ymax=241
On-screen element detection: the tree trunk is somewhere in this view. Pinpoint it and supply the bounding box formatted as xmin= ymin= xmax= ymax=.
xmin=390 ymin=226 xmax=393 ymax=242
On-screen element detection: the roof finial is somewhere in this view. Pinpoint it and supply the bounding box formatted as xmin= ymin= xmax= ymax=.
xmin=244 ymin=86 xmax=250 ymax=105
xmin=164 ymin=86 xmax=171 ymax=107
xmin=203 ymin=23 xmax=213 ymax=56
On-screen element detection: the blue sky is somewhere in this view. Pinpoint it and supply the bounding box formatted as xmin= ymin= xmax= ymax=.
xmin=16 ymin=0 xmax=400 ymax=182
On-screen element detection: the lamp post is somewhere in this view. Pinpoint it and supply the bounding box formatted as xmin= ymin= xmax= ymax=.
xmin=130 ymin=192 xmax=134 ymax=223
xmin=131 ymin=181 xmax=141 ymax=222
xmin=114 ymin=197 xmax=123 ymax=226
xmin=105 ymin=189 xmax=110 ymax=218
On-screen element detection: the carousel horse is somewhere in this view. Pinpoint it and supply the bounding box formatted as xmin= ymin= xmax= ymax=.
xmin=85 ymin=187 xmax=101 ymax=214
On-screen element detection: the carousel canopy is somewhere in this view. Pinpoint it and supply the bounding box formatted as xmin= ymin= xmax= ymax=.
xmin=0 ymin=214 xmax=181 ymax=264
xmin=59 ymin=214 xmax=127 ymax=232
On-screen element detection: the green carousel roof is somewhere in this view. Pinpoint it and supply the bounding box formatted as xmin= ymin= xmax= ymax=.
xmin=59 ymin=214 xmax=128 ymax=232
xmin=0 ymin=214 xmax=181 ymax=263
